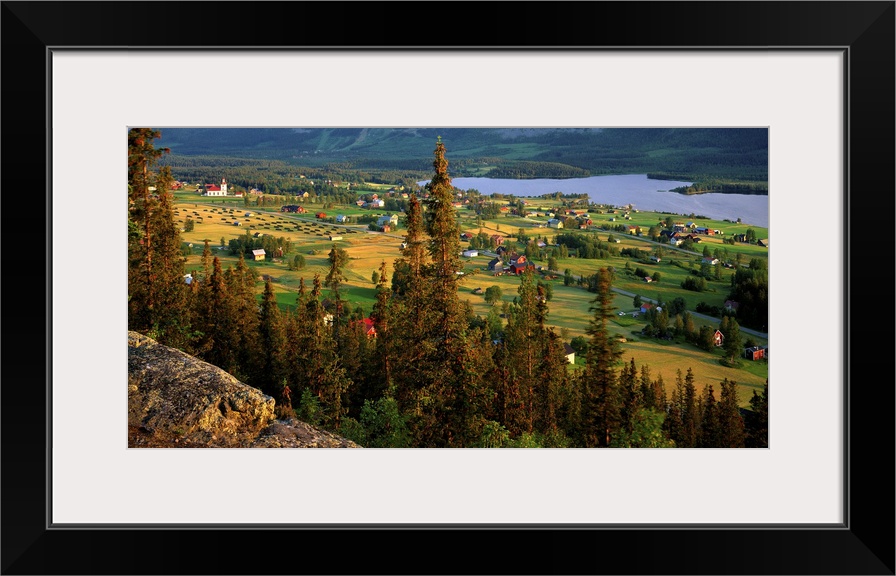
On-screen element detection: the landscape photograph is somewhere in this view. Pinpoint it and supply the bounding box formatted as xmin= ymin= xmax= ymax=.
xmin=127 ymin=127 xmax=769 ymax=449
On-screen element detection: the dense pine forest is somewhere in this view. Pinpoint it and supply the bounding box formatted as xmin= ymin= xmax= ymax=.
xmin=129 ymin=129 xmax=767 ymax=448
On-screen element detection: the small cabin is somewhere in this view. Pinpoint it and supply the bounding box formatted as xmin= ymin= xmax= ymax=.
xmin=713 ymin=330 xmax=725 ymax=347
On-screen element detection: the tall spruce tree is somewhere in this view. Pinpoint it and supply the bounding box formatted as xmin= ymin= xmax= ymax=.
xmin=257 ymin=278 xmax=287 ymax=397
xmin=698 ymin=384 xmax=720 ymax=447
xmin=618 ymin=357 xmax=641 ymax=437
xmin=228 ymin=254 xmax=260 ymax=382
xmin=538 ymin=327 xmax=571 ymax=440
xmin=422 ymin=138 xmax=477 ymax=446
xmin=389 ymin=139 xmax=485 ymax=446
xmin=680 ymin=368 xmax=700 ymax=447
xmin=652 ymin=373 xmax=667 ymax=414
xmin=389 ymin=194 xmax=435 ymax=429
xmin=325 ymin=246 xmax=348 ymax=316
xmin=370 ymin=261 xmax=395 ymax=398
xmin=501 ymin=269 xmax=544 ymax=435
xmin=146 ymin=166 xmax=192 ymax=348
xmin=723 ymin=318 xmax=743 ymax=363
xmin=204 ymin=256 xmax=236 ymax=372
xmin=717 ymin=379 xmax=746 ymax=447
xmin=128 ymin=128 xmax=168 ymax=290
xmin=745 ymin=380 xmax=769 ymax=448
xmin=423 ymin=137 xmax=466 ymax=349
xmin=581 ymin=268 xmax=623 ymax=447
xmin=639 ymin=364 xmax=656 ymax=409
xmin=127 ymin=129 xmax=190 ymax=347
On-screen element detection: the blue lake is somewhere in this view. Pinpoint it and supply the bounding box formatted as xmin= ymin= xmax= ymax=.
xmin=418 ymin=174 xmax=769 ymax=228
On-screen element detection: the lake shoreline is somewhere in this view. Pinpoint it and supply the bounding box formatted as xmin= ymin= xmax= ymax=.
xmin=419 ymin=174 xmax=769 ymax=228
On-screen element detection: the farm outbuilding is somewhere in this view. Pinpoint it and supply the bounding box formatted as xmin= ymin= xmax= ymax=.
xmin=744 ymin=346 xmax=766 ymax=361
xmin=252 ymin=249 xmax=266 ymax=261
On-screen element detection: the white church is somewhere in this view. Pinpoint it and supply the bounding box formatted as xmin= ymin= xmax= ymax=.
xmin=202 ymin=178 xmax=228 ymax=197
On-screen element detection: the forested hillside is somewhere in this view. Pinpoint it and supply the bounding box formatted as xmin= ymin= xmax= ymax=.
xmin=157 ymin=128 xmax=768 ymax=189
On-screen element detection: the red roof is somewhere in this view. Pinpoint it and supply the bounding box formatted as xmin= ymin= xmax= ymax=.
xmin=352 ymin=318 xmax=377 ymax=337
xmin=205 ymin=185 xmax=221 ymax=191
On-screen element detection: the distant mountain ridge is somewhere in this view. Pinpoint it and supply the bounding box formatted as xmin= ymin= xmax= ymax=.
xmin=155 ymin=127 xmax=768 ymax=183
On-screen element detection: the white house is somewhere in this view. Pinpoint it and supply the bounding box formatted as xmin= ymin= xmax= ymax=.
xmin=377 ymin=214 xmax=399 ymax=227
xmin=462 ymin=249 xmax=478 ymax=258
xmin=563 ymin=343 xmax=576 ymax=364
xmin=547 ymin=218 xmax=563 ymax=229
xmin=336 ymin=214 xmax=349 ymax=223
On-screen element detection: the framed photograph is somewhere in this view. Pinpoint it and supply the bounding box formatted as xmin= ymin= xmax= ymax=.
xmin=3 ymin=1 xmax=892 ymax=574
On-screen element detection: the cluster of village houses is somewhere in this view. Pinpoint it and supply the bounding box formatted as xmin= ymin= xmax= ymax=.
xmin=181 ymin=181 xmax=768 ymax=359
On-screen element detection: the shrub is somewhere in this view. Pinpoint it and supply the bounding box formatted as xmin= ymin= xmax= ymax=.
xmin=296 ymin=388 xmax=323 ymax=426
xmin=570 ymin=335 xmax=589 ymax=355
xmin=288 ymin=254 xmax=306 ymax=271
xmin=681 ymin=276 xmax=707 ymax=292
xmin=696 ymin=301 xmax=723 ymax=316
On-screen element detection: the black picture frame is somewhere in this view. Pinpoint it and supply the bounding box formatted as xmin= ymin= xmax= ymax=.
xmin=2 ymin=2 xmax=893 ymax=574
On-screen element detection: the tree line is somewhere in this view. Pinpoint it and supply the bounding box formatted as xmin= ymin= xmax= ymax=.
xmin=129 ymin=129 xmax=767 ymax=448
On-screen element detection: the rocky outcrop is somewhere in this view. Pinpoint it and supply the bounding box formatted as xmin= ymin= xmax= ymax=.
xmin=128 ymin=331 xmax=359 ymax=448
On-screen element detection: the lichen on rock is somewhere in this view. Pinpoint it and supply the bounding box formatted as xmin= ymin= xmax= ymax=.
xmin=127 ymin=331 xmax=359 ymax=448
